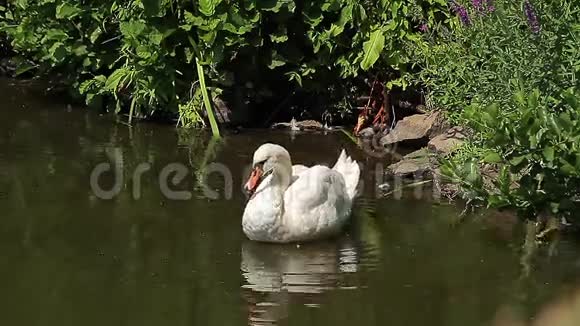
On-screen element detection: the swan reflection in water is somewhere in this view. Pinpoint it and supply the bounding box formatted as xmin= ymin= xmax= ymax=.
xmin=240 ymin=237 xmax=365 ymax=326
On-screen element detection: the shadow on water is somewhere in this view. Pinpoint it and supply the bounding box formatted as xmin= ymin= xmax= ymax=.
xmin=3 ymin=79 xmax=580 ymax=326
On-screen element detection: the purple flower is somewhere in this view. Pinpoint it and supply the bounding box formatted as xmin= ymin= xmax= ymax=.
xmin=524 ymin=0 xmax=541 ymax=34
xmin=485 ymin=0 xmax=495 ymax=12
xmin=457 ymin=5 xmax=471 ymax=26
xmin=472 ymin=0 xmax=484 ymax=12
xmin=473 ymin=0 xmax=494 ymax=15
xmin=419 ymin=23 xmax=429 ymax=32
xmin=450 ymin=1 xmax=471 ymax=26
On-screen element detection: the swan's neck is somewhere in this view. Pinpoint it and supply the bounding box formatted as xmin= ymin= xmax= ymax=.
xmin=253 ymin=170 xmax=288 ymax=212
xmin=243 ymin=167 xmax=291 ymax=241
xmin=255 ymin=179 xmax=285 ymax=209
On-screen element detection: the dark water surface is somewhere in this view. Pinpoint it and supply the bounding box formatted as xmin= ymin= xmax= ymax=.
xmin=2 ymin=79 xmax=580 ymax=326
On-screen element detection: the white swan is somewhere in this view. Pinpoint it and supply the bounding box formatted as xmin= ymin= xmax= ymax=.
xmin=242 ymin=143 xmax=360 ymax=243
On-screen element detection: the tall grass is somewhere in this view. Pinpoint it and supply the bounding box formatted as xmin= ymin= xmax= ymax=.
xmin=196 ymin=58 xmax=220 ymax=138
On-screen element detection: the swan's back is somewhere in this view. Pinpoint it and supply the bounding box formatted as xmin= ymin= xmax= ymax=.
xmin=283 ymin=165 xmax=352 ymax=242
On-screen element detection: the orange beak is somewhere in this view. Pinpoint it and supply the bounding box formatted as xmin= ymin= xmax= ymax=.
xmin=244 ymin=166 xmax=263 ymax=197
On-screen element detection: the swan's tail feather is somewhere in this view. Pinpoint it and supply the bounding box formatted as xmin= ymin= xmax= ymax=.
xmin=333 ymin=149 xmax=360 ymax=200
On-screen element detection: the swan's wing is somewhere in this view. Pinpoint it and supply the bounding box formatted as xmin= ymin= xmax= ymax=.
xmin=332 ymin=149 xmax=360 ymax=199
xmin=283 ymin=165 xmax=350 ymax=239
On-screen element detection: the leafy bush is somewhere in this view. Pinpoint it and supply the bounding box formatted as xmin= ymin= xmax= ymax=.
xmin=412 ymin=0 xmax=580 ymax=221
xmin=442 ymin=89 xmax=580 ymax=220
xmin=0 ymin=0 xmax=452 ymax=125
xmin=412 ymin=0 xmax=580 ymax=122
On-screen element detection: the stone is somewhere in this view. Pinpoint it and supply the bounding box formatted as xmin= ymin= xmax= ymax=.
xmin=387 ymin=148 xmax=432 ymax=177
xmin=358 ymin=127 xmax=375 ymax=139
xmin=380 ymin=111 xmax=444 ymax=147
xmin=428 ymin=134 xmax=464 ymax=155
xmin=0 ymin=58 xmax=16 ymax=76
xmin=427 ymin=126 xmax=468 ymax=154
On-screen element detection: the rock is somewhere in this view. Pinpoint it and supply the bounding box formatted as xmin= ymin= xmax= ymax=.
xmin=380 ymin=111 xmax=445 ymax=147
xmin=427 ymin=126 xmax=468 ymax=154
xmin=387 ymin=148 xmax=432 ymax=177
xmin=446 ymin=125 xmax=470 ymax=138
xmin=428 ymin=134 xmax=464 ymax=155
xmin=0 ymin=58 xmax=16 ymax=76
xmin=358 ymin=127 xmax=375 ymax=139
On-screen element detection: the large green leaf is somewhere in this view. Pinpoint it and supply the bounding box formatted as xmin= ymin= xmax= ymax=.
xmin=304 ymin=6 xmax=323 ymax=26
xmin=78 ymin=79 xmax=95 ymax=94
xmin=559 ymin=158 xmax=576 ymax=175
xmin=268 ymin=51 xmax=286 ymax=69
xmin=483 ymin=151 xmax=502 ymax=163
xmin=120 ymin=21 xmax=146 ymax=39
xmin=464 ymin=160 xmax=481 ymax=184
xmin=542 ymin=147 xmax=555 ymax=162
xmin=48 ymin=42 xmax=68 ymax=62
xmin=89 ymin=27 xmax=102 ymax=44
xmin=14 ymin=61 xmax=37 ymax=76
xmin=199 ymin=0 xmax=222 ymax=16
xmin=223 ymin=9 xmax=255 ymax=35
xmin=105 ymin=68 xmax=131 ymax=92
xmin=257 ymin=0 xmax=295 ymax=12
xmin=43 ymin=29 xmax=69 ymax=43
xmin=509 ymin=155 xmax=527 ymax=167
xmin=55 ymin=3 xmax=82 ymax=19
xmin=321 ymin=0 xmax=340 ymax=12
xmin=270 ymin=27 xmax=288 ymax=43
xmin=562 ymin=89 xmax=579 ymax=109
xmin=360 ymin=29 xmax=385 ymax=70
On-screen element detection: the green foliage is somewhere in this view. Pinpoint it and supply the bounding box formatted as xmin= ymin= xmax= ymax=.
xmin=178 ymin=87 xmax=205 ymax=128
xmin=0 ymin=3 xmax=10 ymax=58
xmin=442 ymin=89 xmax=580 ymax=219
xmin=0 ymin=0 xmax=453 ymax=125
xmin=412 ymin=0 xmax=580 ymax=122
xmin=411 ymin=0 xmax=580 ymax=220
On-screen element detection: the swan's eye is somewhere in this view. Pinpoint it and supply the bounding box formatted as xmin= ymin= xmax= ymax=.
xmin=254 ymin=159 xmax=267 ymax=168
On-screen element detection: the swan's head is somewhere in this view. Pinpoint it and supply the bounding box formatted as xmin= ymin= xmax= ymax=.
xmin=245 ymin=143 xmax=292 ymax=197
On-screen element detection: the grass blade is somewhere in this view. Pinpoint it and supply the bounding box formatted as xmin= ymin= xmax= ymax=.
xmin=196 ymin=57 xmax=220 ymax=137
xmin=128 ymin=96 xmax=136 ymax=124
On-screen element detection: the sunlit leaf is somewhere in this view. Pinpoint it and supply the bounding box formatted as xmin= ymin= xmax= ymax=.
xmin=510 ymin=155 xmax=526 ymax=167
xmin=89 ymin=27 xmax=102 ymax=44
xmin=559 ymin=159 xmax=576 ymax=175
xmin=360 ymin=29 xmax=385 ymax=70
xmin=270 ymin=27 xmax=288 ymax=43
xmin=465 ymin=160 xmax=481 ymax=184
xmin=105 ymin=68 xmax=130 ymax=92
xmin=483 ymin=151 xmax=502 ymax=163
xmin=55 ymin=3 xmax=82 ymax=19
xmin=14 ymin=62 xmax=37 ymax=76
xmin=199 ymin=0 xmax=222 ymax=16
xmin=120 ymin=20 xmax=146 ymax=39
xmin=542 ymin=147 xmax=555 ymax=162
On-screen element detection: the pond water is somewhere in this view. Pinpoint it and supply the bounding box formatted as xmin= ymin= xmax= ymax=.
xmin=2 ymin=79 xmax=580 ymax=326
